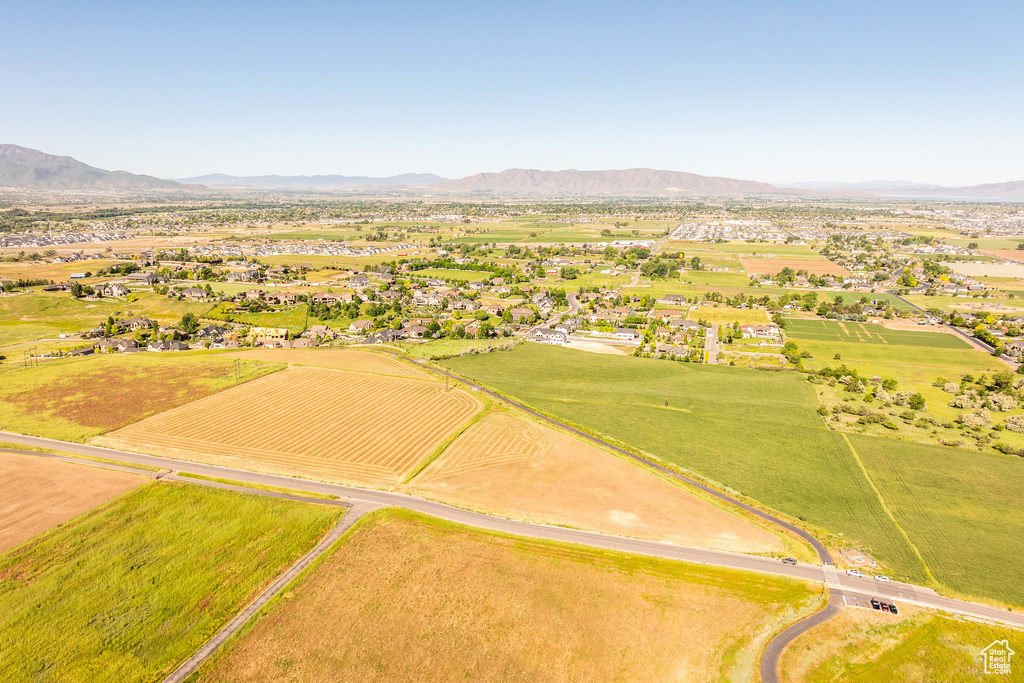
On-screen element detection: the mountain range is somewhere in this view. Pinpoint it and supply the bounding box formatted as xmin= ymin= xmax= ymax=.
xmin=0 ymin=144 xmax=187 ymax=191
xmin=2 ymin=144 xmax=1022 ymax=199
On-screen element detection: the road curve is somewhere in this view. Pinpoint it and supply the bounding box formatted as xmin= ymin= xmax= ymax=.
xmin=760 ymin=589 xmax=842 ymax=683
xmin=2 ymin=434 xmax=1022 ymax=630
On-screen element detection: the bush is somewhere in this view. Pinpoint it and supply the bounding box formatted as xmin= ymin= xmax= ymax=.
xmin=908 ymin=393 xmax=926 ymax=410
xmin=949 ymin=391 xmax=982 ymax=409
xmin=958 ymin=409 xmax=991 ymax=428
xmin=1004 ymin=414 xmax=1024 ymax=433
xmin=986 ymin=393 xmax=1018 ymax=412
xmin=874 ymin=387 xmax=891 ymax=402
xmin=942 ymin=382 xmax=960 ymax=394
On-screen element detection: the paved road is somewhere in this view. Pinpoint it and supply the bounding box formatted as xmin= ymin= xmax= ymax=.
xmin=3 ymin=434 xmax=1023 ymax=630
xmin=705 ymin=324 xmax=719 ymax=364
xmin=761 ymin=588 xmax=841 ymax=683
xmin=163 ymin=502 xmax=378 ymax=683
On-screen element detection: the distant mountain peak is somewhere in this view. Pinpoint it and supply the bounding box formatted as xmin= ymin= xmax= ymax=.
xmin=0 ymin=144 xmax=187 ymax=191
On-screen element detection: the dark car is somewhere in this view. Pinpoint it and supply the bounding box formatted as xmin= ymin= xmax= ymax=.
xmin=889 ymin=603 xmax=898 ymax=615
xmin=782 ymin=558 xmax=797 ymax=565
xmin=881 ymin=602 xmax=891 ymax=613
xmin=871 ymin=598 xmax=881 ymax=610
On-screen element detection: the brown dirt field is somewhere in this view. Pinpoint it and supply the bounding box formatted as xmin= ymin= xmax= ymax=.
xmin=879 ymin=319 xmax=951 ymax=333
xmin=981 ymin=249 xmax=1024 ymax=263
xmin=199 ymin=510 xmax=817 ymax=683
xmin=0 ymin=451 xmax=147 ymax=554
xmin=5 ymin=359 xmax=273 ymax=434
xmin=102 ymin=367 xmax=481 ymax=484
xmin=409 ymin=411 xmax=786 ymax=553
xmin=740 ymin=257 xmax=850 ymax=276
xmin=225 ymin=348 xmax=430 ymax=379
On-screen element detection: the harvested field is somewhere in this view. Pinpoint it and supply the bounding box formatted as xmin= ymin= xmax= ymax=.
xmin=0 ymin=451 xmax=146 ymax=554
xmin=740 ymin=257 xmax=850 ymax=276
xmin=224 ymin=348 xmax=428 ymax=379
xmin=104 ymin=366 xmax=481 ymax=483
xmin=0 ymin=353 xmax=281 ymax=442
xmin=949 ymin=261 xmax=1024 ymax=278
xmin=981 ymin=248 xmax=1024 ymax=263
xmin=411 ymin=412 xmax=787 ymax=553
xmin=198 ymin=509 xmax=820 ymax=683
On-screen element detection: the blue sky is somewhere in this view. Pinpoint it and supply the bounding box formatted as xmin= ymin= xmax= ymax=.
xmin=3 ymin=0 xmax=1022 ymax=185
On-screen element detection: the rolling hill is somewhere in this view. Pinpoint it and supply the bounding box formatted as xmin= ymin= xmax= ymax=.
xmin=176 ymin=172 xmax=447 ymax=190
xmin=0 ymin=144 xmax=188 ymax=191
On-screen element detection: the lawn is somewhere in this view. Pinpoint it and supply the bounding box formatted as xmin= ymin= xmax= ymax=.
xmin=0 ymin=482 xmax=341 ymax=683
xmin=0 ymin=351 xmax=281 ymax=441
xmin=408 ymin=267 xmax=491 ymax=281
xmin=850 ymin=434 xmax=1024 ymax=606
xmin=780 ymin=605 xmax=1020 ymax=682
xmin=442 ymin=344 xmax=924 ymax=581
xmin=206 ymin=302 xmax=311 ymax=332
xmin=197 ymin=508 xmax=820 ymax=683
xmin=785 ymin=319 xmax=970 ymax=349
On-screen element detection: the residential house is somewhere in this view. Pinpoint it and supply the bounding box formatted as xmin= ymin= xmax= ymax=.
xmin=147 ymin=340 xmax=189 ymax=352
xmin=228 ymin=269 xmax=261 ymax=283
xmin=312 ymin=291 xmax=342 ymax=305
xmin=118 ymin=316 xmax=156 ymax=331
xmin=94 ymin=283 xmax=130 ymax=298
xmin=527 ymin=328 xmax=567 ymax=345
xmin=404 ymin=324 xmax=429 ymax=339
xmin=248 ymin=327 xmax=288 ymax=344
xmin=305 ymin=324 xmax=338 ymax=340
xmin=348 ymin=320 xmax=374 ymax=333
xmin=182 ymin=287 xmax=209 ymax=301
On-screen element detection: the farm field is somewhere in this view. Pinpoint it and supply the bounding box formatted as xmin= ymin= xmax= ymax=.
xmin=206 ymin=301 xmax=310 ymax=331
xmin=197 ymin=509 xmax=821 ymax=683
xmin=0 ymin=352 xmax=280 ymax=442
xmin=407 ymin=267 xmax=491 ymax=280
xmin=409 ymin=410 xmax=795 ymax=555
xmin=225 ymin=347 xmax=429 ymax=378
xmin=785 ymin=319 xmax=970 ymax=348
xmin=948 ymin=262 xmax=1024 ymax=279
xmin=0 ymin=451 xmax=147 ymax=553
xmin=794 ymin=339 xmax=1006 ymax=422
xmin=396 ymin=337 xmax=519 ymax=360
xmin=779 ymin=604 xmax=1018 ymax=682
xmin=686 ymin=304 xmax=770 ymax=325
xmin=103 ymin=365 xmax=482 ymax=484
xmin=740 ymin=256 xmax=850 ymax=276
xmin=443 ymin=344 xmax=924 ymax=582
xmin=700 ymin=243 xmax=823 ymax=256
xmin=981 ymin=248 xmax=1024 ymax=263
xmin=0 ymin=482 xmax=341 ymax=683
xmin=850 ymin=434 xmax=1024 ymax=606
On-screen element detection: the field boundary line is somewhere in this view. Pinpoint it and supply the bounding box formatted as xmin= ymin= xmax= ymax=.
xmin=839 ymin=433 xmax=937 ymax=585
xmin=163 ymin=502 xmax=378 ymax=683
xmin=403 ymin=403 xmax=492 ymax=484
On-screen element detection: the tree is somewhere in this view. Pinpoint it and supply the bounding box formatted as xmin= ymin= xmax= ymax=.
xmin=560 ymin=266 xmax=580 ymax=280
xmin=179 ymin=312 xmax=200 ymax=335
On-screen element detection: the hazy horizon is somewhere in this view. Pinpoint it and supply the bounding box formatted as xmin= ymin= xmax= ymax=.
xmin=4 ymin=0 xmax=1022 ymax=186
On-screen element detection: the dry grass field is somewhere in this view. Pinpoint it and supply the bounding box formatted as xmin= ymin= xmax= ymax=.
xmin=0 ymin=451 xmax=146 ymax=554
xmin=740 ymin=257 xmax=850 ymax=276
xmin=102 ymin=366 xmax=481 ymax=483
xmin=225 ymin=348 xmax=430 ymax=379
xmin=409 ymin=411 xmax=788 ymax=553
xmin=198 ymin=510 xmax=820 ymax=683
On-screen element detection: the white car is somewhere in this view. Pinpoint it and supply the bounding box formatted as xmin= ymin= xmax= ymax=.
xmin=846 ymin=569 xmax=865 ymax=577
xmin=874 ymin=575 xmax=892 ymax=582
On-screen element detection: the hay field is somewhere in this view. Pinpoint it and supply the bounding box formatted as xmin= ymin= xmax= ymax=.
xmin=779 ymin=604 xmax=1014 ymax=682
xmin=105 ymin=366 xmax=481 ymax=483
xmin=740 ymin=256 xmax=850 ymax=276
xmin=411 ymin=412 xmax=789 ymax=554
xmin=785 ymin=319 xmax=969 ymax=348
xmin=225 ymin=347 xmax=429 ymax=379
xmin=198 ymin=509 xmax=820 ymax=683
xmin=949 ymin=261 xmax=1024 ymax=278
xmin=686 ymin=305 xmax=770 ymax=325
xmin=0 ymin=451 xmax=147 ymax=553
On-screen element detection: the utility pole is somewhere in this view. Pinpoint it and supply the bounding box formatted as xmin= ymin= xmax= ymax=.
xmin=664 ymin=387 xmax=668 ymax=408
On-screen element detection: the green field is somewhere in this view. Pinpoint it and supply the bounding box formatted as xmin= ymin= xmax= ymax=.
xmin=443 ymin=344 xmax=923 ymax=582
xmin=781 ymin=607 xmax=1020 ymax=682
xmin=0 ymin=482 xmax=341 ymax=682
xmin=409 ymin=267 xmax=491 ymax=281
xmin=850 ymin=434 xmax=1024 ymax=606
xmin=785 ymin=319 xmax=970 ymax=349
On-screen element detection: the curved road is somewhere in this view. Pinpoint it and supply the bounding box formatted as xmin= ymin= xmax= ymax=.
xmin=760 ymin=590 xmax=842 ymax=683
xmin=2 ymin=433 xmax=1021 ymax=632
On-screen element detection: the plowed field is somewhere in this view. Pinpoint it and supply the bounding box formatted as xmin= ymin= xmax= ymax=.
xmin=105 ymin=367 xmax=481 ymax=483
xmin=740 ymin=257 xmax=849 ymax=276
xmin=225 ymin=348 xmax=429 ymax=379
xmin=0 ymin=451 xmax=147 ymax=553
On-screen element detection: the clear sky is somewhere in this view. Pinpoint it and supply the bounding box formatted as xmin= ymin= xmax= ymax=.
xmin=3 ymin=0 xmax=1022 ymax=185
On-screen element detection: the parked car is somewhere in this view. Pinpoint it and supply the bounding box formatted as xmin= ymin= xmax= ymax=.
xmin=874 ymin=575 xmax=891 ymax=582
xmin=881 ymin=602 xmax=891 ymax=613
xmin=846 ymin=569 xmax=865 ymax=577
xmin=871 ymin=598 xmax=881 ymax=610
xmin=782 ymin=558 xmax=797 ymax=565
xmin=890 ymin=603 xmax=899 ymax=615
